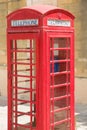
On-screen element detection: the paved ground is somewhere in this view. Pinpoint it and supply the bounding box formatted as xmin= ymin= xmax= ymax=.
xmin=75 ymin=104 xmax=87 ymax=130
xmin=0 ymin=96 xmax=87 ymax=130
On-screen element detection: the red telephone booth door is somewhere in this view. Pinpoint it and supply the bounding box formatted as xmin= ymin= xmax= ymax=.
xmin=8 ymin=33 xmax=39 ymax=130
xmin=49 ymin=33 xmax=74 ymax=130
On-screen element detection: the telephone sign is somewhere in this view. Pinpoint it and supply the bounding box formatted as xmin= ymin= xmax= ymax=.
xmin=47 ymin=19 xmax=71 ymax=27
xmin=11 ymin=19 xmax=39 ymax=27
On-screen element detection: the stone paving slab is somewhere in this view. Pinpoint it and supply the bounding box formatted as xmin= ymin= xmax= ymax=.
xmin=75 ymin=104 xmax=87 ymax=130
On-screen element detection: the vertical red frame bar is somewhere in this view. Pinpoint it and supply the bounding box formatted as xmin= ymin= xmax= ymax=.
xmin=50 ymin=38 xmax=55 ymax=130
xmin=66 ymin=38 xmax=70 ymax=126
xmin=7 ymin=36 xmax=13 ymax=130
xmin=14 ymin=40 xmax=18 ymax=130
xmin=30 ymin=39 xmax=33 ymax=129
xmin=39 ymin=30 xmax=47 ymax=130
xmin=38 ymin=30 xmax=51 ymax=130
xmin=35 ymin=35 xmax=39 ymax=130
xmin=70 ymin=33 xmax=75 ymax=130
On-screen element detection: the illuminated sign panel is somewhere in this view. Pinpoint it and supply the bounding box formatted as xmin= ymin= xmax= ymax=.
xmin=47 ymin=19 xmax=71 ymax=27
xmin=11 ymin=19 xmax=39 ymax=27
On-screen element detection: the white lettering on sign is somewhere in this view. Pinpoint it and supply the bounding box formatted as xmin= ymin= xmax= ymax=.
xmin=47 ymin=19 xmax=71 ymax=27
xmin=11 ymin=19 xmax=39 ymax=27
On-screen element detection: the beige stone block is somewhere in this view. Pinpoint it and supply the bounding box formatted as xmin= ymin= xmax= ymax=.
xmin=0 ymin=36 xmax=6 ymax=50
xmin=0 ymin=0 xmax=7 ymax=2
xmin=0 ymin=69 xmax=7 ymax=96
xmin=0 ymin=3 xmax=7 ymax=10
xmin=8 ymin=0 xmax=26 ymax=12
xmin=75 ymin=77 xmax=87 ymax=104
xmin=31 ymin=0 xmax=57 ymax=6
xmin=0 ymin=55 xmax=7 ymax=65
xmin=58 ymin=0 xmax=73 ymax=4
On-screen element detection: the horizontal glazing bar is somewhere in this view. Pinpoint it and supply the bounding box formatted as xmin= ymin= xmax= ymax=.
xmin=51 ymin=95 xmax=70 ymax=101
xmin=16 ymin=58 xmax=32 ymax=61
xmin=15 ymin=69 xmax=32 ymax=72
xmin=13 ymin=111 xmax=36 ymax=116
xmin=11 ymin=62 xmax=36 ymax=65
xmin=15 ymin=90 xmax=30 ymax=94
xmin=13 ymin=123 xmax=31 ymax=128
xmin=50 ymin=83 xmax=70 ymax=88
xmin=17 ymin=80 xmax=30 ymax=83
xmin=50 ymin=48 xmax=70 ymax=50
xmin=50 ymin=71 xmax=70 ymax=76
xmin=12 ymin=74 xmax=36 ymax=78
xmin=50 ymin=59 xmax=70 ymax=63
xmin=12 ymin=98 xmax=36 ymax=104
xmin=51 ymin=106 xmax=70 ymax=113
xmin=13 ymin=86 xmax=36 ymax=91
xmin=51 ymin=118 xmax=71 ymax=126
xmin=15 ymin=59 xmax=35 ymax=61
xmin=12 ymin=47 xmax=34 ymax=50
xmin=11 ymin=49 xmax=35 ymax=53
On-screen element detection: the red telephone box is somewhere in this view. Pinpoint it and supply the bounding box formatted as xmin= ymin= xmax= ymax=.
xmin=7 ymin=5 xmax=75 ymax=130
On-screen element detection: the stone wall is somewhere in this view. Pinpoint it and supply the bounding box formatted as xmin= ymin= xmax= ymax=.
xmin=0 ymin=0 xmax=26 ymax=96
xmin=29 ymin=0 xmax=57 ymax=5
xmin=0 ymin=0 xmax=26 ymax=69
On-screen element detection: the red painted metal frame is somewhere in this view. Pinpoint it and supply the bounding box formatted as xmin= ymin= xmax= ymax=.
xmin=46 ymin=32 xmax=74 ymax=130
xmin=7 ymin=5 xmax=75 ymax=130
xmin=7 ymin=33 xmax=39 ymax=130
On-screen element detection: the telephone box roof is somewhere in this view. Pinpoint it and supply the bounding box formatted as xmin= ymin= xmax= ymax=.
xmin=24 ymin=5 xmax=74 ymax=18
xmin=7 ymin=5 xmax=75 ymax=19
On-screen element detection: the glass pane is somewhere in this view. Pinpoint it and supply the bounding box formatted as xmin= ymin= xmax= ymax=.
xmin=54 ymin=97 xmax=70 ymax=109
xmin=16 ymin=40 xmax=28 ymax=49
xmin=17 ymin=77 xmax=31 ymax=89
xmin=54 ymin=74 xmax=66 ymax=85
xmin=17 ymin=64 xmax=31 ymax=76
xmin=54 ymin=86 xmax=67 ymax=97
xmin=54 ymin=110 xmax=66 ymax=122
xmin=55 ymin=38 xmax=70 ymax=48
xmin=17 ymin=115 xmax=30 ymax=125
xmin=17 ymin=102 xmax=30 ymax=112
xmin=54 ymin=122 xmax=70 ymax=130
xmin=50 ymin=62 xmax=70 ymax=73
xmin=17 ymin=89 xmax=30 ymax=101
